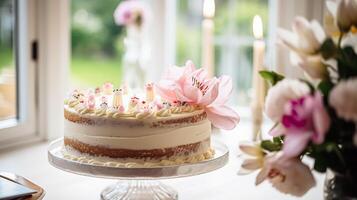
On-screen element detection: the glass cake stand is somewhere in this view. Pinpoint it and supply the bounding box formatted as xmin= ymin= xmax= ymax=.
xmin=47 ymin=138 xmax=229 ymax=200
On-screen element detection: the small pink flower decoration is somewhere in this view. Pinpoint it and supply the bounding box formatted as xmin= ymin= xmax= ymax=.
xmin=130 ymin=96 xmax=139 ymax=105
xmin=155 ymin=60 xmax=240 ymax=130
xmin=103 ymin=82 xmax=113 ymax=89
xmin=155 ymin=102 xmax=164 ymax=110
xmin=101 ymin=96 xmax=108 ymax=104
xmin=87 ymin=94 xmax=96 ymax=110
xmin=118 ymin=105 xmax=125 ymax=113
xmin=113 ymin=0 xmax=146 ymax=27
xmin=270 ymin=92 xmax=331 ymax=158
xmin=102 ymin=82 xmax=113 ymax=95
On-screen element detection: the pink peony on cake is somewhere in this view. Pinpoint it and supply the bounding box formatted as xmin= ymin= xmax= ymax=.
xmin=63 ymin=61 xmax=239 ymax=165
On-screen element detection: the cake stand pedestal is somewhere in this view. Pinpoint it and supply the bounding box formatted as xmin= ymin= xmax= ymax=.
xmin=48 ymin=138 xmax=229 ymax=200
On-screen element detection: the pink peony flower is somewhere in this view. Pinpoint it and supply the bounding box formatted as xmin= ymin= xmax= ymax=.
xmin=265 ymin=79 xmax=310 ymax=122
xmin=156 ymin=60 xmax=240 ymax=130
xmin=270 ymin=92 xmax=331 ymax=158
xmin=113 ymin=0 xmax=145 ymax=26
xmin=329 ymin=78 xmax=357 ymax=122
xmin=256 ymin=152 xmax=316 ymax=197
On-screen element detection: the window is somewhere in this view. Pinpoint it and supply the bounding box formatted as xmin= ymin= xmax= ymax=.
xmin=70 ymin=0 xmax=124 ymax=88
xmin=69 ymin=0 xmax=275 ymax=106
xmin=0 ymin=0 xmax=37 ymax=146
xmin=175 ymin=0 xmax=275 ymax=106
xmin=0 ymin=1 xmax=17 ymax=122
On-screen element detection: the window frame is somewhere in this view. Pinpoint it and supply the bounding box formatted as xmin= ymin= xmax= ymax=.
xmin=0 ymin=0 xmax=39 ymax=148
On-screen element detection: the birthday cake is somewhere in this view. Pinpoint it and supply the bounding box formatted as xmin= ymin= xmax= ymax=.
xmin=63 ymin=61 xmax=239 ymax=165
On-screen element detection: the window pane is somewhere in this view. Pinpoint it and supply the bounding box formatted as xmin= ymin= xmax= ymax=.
xmin=0 ymin=0 xmax=17 ymax=121
xmin=176 ymin=1 xmax=202 ymax=65
xmin=70 ymin=0 xmax=123 ymax=88
xmin=176 ymin=0 xmax=271 ymax=106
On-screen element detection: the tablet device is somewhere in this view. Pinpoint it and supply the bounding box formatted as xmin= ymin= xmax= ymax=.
xmin=0 ymin=177 xmax=37 ymax=200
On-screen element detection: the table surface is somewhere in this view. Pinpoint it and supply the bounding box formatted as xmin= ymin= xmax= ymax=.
xmin=0 ymin=120 xmax=324 ymax=200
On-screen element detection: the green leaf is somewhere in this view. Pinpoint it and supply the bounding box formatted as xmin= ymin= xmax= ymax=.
xmin=260 ymin=140 xmax=281 ymax=152
xmin=313 ymin=157 xmax=328 ymax=172
xmin=318 ymin=80 xmax=334 ymax=97
xmin=259 ymin=70 xmax=284 ymax=86
xmin=320 ymin=38 xmax=337 ymax=59
xmin=272 ymin=135 xmax=284 ymax=145
xmin=337 ymin=46 xmax=357 ymax=79
xmin=273 ymin=136 xmax=281 ymax=144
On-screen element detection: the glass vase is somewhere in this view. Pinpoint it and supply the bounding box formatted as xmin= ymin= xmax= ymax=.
xmin=122 ymin=25 xmax=146 ymax=91
xmin=324 ymin=169 xmax=357 ymax=200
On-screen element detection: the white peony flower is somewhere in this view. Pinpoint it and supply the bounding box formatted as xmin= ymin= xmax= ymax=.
xmin=265 ymin=79 xmax=310 ymax=122
xmin=278 ymin=17 xmax=325 ymax=55
xmin=329 ymin=78 xmax=357 ymax=122
xmin=290 ymin=53 xmax=328 ymax=79
xmin=325 ymin=0 xmax=340 ymax=37
xmin=278 ymin=17 xmax=328 ymax=79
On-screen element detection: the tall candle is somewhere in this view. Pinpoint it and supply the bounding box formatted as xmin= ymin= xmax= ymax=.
xmin=201 ymin=0 xmax=215 ymax=78
xmin=251 ymin=15 xmax=265 ymax=141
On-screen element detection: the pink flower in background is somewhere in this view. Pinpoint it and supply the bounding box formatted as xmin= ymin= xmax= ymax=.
xmin=270 ymin=92 xmax=331 ymax=158
xmin=256 ymin=152 xmax=316 ymax=197
xmin=156 ymin=60 xmax=240 ymax=130
xmin=113 ymin=0 xmax=146 ymax=26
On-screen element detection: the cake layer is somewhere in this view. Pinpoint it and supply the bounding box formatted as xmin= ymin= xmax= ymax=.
xmin=64 ymin=118 xmax=211 ymax=149
xmin=64 ymin=137 xmax=210 ymax=159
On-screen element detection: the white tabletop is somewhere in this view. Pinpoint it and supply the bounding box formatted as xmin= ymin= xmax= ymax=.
xmin=0 ymin=120 xmax=324 ymax=200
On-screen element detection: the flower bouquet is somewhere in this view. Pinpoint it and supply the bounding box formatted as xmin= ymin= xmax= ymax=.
xmin=114 ymin=0 xmax=145 ymax=28
xmin=239 ymin=0 xmax=357 ymax=198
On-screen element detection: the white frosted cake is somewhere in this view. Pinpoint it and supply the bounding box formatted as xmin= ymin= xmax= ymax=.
xmin=63 ymin=61 xmax=239 ymax=165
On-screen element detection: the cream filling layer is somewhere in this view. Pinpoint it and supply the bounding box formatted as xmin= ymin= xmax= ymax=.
xmin=64 ymin=120 xmax=211 ymax=149
xmin=64 ymin=119 xmax=210 ymax=137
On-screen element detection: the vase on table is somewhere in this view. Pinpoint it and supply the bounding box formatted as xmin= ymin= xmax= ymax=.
xmin=324 ymin=169 xmax=357 ymax=200
xmin=122 ymin=25 xmax=146 ymax=91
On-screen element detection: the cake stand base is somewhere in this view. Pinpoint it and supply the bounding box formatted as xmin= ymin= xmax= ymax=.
xmin=100 ymin=180 xmax=178 ymax=200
